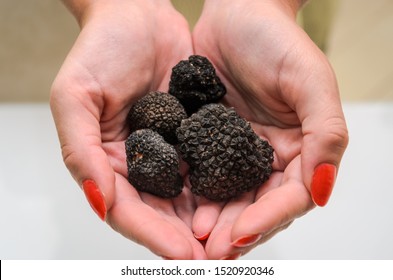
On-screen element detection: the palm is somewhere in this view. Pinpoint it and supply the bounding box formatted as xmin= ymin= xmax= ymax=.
xmin=191 ymin=3 xmax=321 ymax=258
xmin=97 ymin=12 xmax=207 ymax=259
xmin=51 ymin=3 xmax=206 ymax=259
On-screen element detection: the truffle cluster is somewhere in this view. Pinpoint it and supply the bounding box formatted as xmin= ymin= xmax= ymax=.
xmin=125 ymin=55 xmax=274 ymax=201
xmin=169 ymin=55 xmax=226 ymax=115
xmin=176 ymin=104 xmax=274 ymax=201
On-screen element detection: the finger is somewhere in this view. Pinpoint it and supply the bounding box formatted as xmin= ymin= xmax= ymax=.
xmin=171 ymin=163 xmax=197 ymax=229
xmin=108 ymin=174 xmax=206 ymax=259
xmin=139 ymin=188 xmax=195 ymax=230
xmin=192 ymin=197 xmax=225 ymax=240
xmin=139 ymin=192 xmax=205 ymax=259
xmin=50 ymin=74 xmax=115 ymax=221
xmin=204 ymin=191 xmax=255 ymax=259
xmin=280 ymin=43 xmax=349 ymax=206
xmin=240 ymin=221 xmax=293 ymax=257
xmin=173 ymin=186 xmax=197 ymax=229
xmin=231 ymin=156 xmax=314 ymax=248
xmin=189 ymin=175 xmax=225 ymax=240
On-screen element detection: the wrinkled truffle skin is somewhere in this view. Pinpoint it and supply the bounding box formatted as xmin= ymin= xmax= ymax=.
xmin=176 ymin=104 xmax=274 ymax=201
xmin=125 ymin=129 xmax=183 ymax=198
xmin=127 ymin=91 xmax=187 ymax=145
xmin=169 ymin=55 xmax=226 ymax=115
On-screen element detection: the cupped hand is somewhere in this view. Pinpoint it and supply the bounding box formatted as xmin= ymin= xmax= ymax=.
xmin=50 ymin=0 xmax=206 ymax=259
xmin=191 ymin=0 xmax=349 ymax=259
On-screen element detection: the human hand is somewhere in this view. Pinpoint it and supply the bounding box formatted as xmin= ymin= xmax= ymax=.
xmin=191 ymin=0 xmax=349 ymax=259
xmin=51 ymin=0 xmax=206 ymax=259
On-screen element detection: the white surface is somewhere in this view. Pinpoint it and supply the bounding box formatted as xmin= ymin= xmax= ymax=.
xmin=0 ymin=103 xmax=392 ymax=259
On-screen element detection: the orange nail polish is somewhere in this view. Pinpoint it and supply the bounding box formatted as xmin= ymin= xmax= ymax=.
xmin=194 ymin=232 xmax=210 ymax=241
xmin=311 ymin=163 xmax=336 ymax=207
xmin=82 ymin=179 xmax=107 ymax=221
xmin=232 ymin=234 xmax=262 ymax=247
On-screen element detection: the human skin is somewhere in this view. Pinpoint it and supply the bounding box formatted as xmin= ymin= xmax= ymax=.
xmin=51 ymin=0 xmax=348 ymax=259
xmin=191 ymin=0 xmax=348 ymax=259
xmin=51 ymin=0 xmax=206 ymax=259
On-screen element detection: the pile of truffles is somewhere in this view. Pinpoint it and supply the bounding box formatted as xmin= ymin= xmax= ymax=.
xmin=125 ymin=55 xmax=274 ymax=201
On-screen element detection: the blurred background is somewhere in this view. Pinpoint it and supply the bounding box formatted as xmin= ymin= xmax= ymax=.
xmin=1 ymin=0 xmax=393 ymax=260
xmin=1 ymin=0 xmax=392 ymax=102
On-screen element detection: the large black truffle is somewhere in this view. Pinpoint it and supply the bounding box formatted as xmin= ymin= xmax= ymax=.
xmin=169 ymin=55 xmax=226 ymax=115
xmin=176 ymin=104 xmax=274 ymax=201
xmin=125 ymin=129 xmax=183 ymax=198
xmin=127 ymin=91 xmax=187 ymax=145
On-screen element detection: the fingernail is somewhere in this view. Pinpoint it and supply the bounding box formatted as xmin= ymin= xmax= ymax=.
xmin=194 ymin=232 xmax=210 ymax=241
xmin=311 ymin=163 xmax=337 ymax=207
xmin=232 ymin=234 xmax=262 ymax=247
xmin=82 ymin=179 xmax=107 ymax=221
xmin=220 ymin=252 xmax=242 ymax=260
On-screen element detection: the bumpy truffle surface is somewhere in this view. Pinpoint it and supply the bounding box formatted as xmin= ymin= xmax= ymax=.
xmin=125 ymin=129 xmax=183 ymax=198
xmin=176 ymin=104 xmax=274 ymax=201
xmin=127 ymin=91 xmax=187 ymax=145
xmin=169 ymin=55 xmax=226 ymax=115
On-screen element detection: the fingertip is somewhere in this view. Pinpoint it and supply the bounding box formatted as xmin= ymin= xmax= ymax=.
xmin=194 ymin=232 xmax=210 ymax=241
xmin=158 ymin=230 xmax=202 ymax=260
xmin=301 ymin=126 xmax=347 ymax=206
xmin=220 ymin=252 xmax=242 ymax=260
xmin=107 ymin=181 xmax=200 ymax=260
xmin=192 ymin=198 xmax=223 ymax=243
xmin=159 ymin=238 xmax=195 ymax=260
xmin=67 ymin=146 xmax=117 ymax=220
xmin=232 ymin=233 xmax=262 ymax=248
xmin=311 ymin=163 xmax=336 ymax=207
xmin=82 ymin=179 xmax=107 ymax=221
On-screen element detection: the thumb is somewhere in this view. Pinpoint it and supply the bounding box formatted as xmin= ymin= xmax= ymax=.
xmin=280 ymin=41 xmax=349 ymax=207
xmin=295 ymin=59 xmax=349 ymax=207
xmin=302 ymin=109 xmax=348 ymax=206
xmin=50 ymin=80 xmax=115 ymax=221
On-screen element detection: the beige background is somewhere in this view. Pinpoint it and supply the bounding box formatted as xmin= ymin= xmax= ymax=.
xmin=1 ymin=0 xmax=393 ymax=103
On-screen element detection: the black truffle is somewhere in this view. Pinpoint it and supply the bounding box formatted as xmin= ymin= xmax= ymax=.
xmin=176 ymin=104 xmax=274 ymax=201
xmin=125 ymin=129 xmax=183 ymax=198
xmin=169 ymin=55 xmax=226 ymax=115
xmin=127 ymin=91 xmax=187 ymax=145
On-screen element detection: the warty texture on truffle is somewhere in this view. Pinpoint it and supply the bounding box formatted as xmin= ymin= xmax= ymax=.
xmin=125 ymin=129 xmax=183 ymax=198
xmin=168 ymin=55 xmax=226 ymax=115
xmin=176 ymin=103 xmax=274 ymax=201
xmin=127 ymin=91 xmax=187 ymax=145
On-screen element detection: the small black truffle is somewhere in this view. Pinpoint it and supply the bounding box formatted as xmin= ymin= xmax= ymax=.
xmin=169 ymin=55 xmax=226 ymax=115
xmin=125 ymin=129 xmax=183 ymax=198
xmin=127 ymin=91 xmax=187 ymax=144
xmin=176 ymin=104 xmax=274 ymax=201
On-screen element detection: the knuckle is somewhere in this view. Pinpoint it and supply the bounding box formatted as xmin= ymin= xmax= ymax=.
xmin=60 ymin=143 xmax=81 ymax=179
xmin=325 ymin=117 xmax=349 ymax=151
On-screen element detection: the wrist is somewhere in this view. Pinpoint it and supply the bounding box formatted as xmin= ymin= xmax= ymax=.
xmin=61 ymin=0 xmax=94 ymax=26
xmin=62 ymin=0 xmax=173 ymax=27
xmin=271 ymin=0 xmax=308 ymax=18
xmin=282 ymin=0 xmax=309 ymax=12
xmin=202 ymin=0 xmax=306 ymax=19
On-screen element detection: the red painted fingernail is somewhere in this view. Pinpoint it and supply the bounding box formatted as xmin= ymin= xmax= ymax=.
xmin=232 ymin=234 xmax=262 ymax=247
xmin=82 ymin=179 xmax=107 ymax=221
xmin=220 ymin=253 xmax=242 ymax=260
xmin=311 ymin=163 xmax=337 ymax=207
xmin=194 ymin=232 xmax=210 ymax=241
